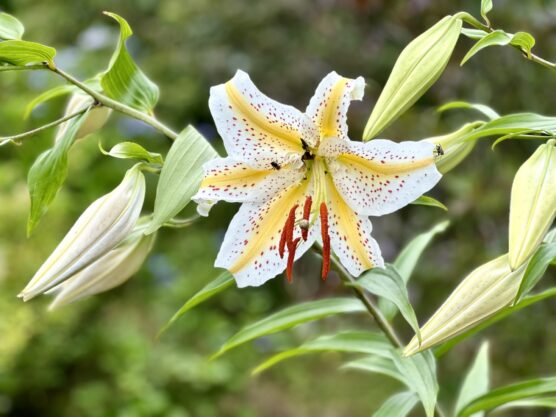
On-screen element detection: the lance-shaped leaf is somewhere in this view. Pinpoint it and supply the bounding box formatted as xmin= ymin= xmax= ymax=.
xmin=158 ymin=271 xmax=234 ymax=336
xmin=48 ymin=219 xmax=156 ymax=309
xmin=462 ymin=113 xmax=556 ymax=142
xmin=24 ymin=84 xmax=76 ymax=119
xmin=26 ymin=112 xmax=90 ymax=235
xmin=509 ymin=140 xmax=556 ymax=269
xmin=100 ymin=12 xmax=159 ymax=113
xmin=343 ymin=355 xmax=405 ymax=383
xmin=0 ymin=12 xmax=24 ymax=40
xmin=423 ymin=123 xmax=483 ymax=173
xmin=514 ymin=242 xmax=556 ymax=303
xmin=363 ymin=15 xmax=462 ymax=140
xmin=404 ymin=255 xmax=527 ymax=356
xmin=252 ymin=331 xmax=389 ymax=374
xmin=391 ymin=350 xmax=439 ymax=417
xmin=101 ymin=141 xmax=163 ymax=164
xmin=379 ymin=221 xmax=449 ymax=319
xmin=373 ymin=391 xmax=419 ymax=417
xmin=21 ymin=165 xmax=145 ymax=300
xmin=480 ymin=0 xmax=493 ymax=26
xmin=455 ymin=342 xmax=490 ymax=417
xmin=438 ymin=101 xmax=499 ymax=120
xmin=461 ymin=30 xmax=512 ymax=65
xmin=510 ymin=32 xmax=535 ymax=58
xmin=458 ymin=377 xmax=556 ymax=417
xmin=212 ymin=298 xmax=366 ymax=358
xmin=146 ymin=126 xmax=218 ymax=234
xmin=410 ymin=196 xmax=448 ymax=211
xmin=354 ymin=265 xmax=421 ymax=341
xmin=0 ymin=39 xmax=56 ymax=66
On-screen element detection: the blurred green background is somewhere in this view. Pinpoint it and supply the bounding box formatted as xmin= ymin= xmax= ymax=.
xmin=1 ymin=0 xmax=555 ymax=416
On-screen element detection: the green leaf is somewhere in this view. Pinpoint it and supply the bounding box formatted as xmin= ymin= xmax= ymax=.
xmin=0 ymin=12 xmax=24 ymax=40
xmin=458 ymin=377 xmax=556 ymax=417
xmin=410 ymin=195 xmax=448 ymax=211
xmin=24 ymin=84 xmax=76 ymax=119
xmin=212 ymin=298 xmax=367 ymax=359
xmin=461 ymin=30 xmax=511 ymax=65
xmin=514 ymin=242 xmax=556 ymax=303
xmin=343 ymin=355 xmax=405 ymax=383
xmin=252 ymin=331 xmax=389 ymax=374
xmin=464 ymin=113 xmax=556 ymax=141
xmin=393 ymin=220 xmax=450 ymax=283
xmin=455 ymin=342 xmax=490 ymax=417
xmin=27 ymin=112 xmax=89 ymax=235
xmin=354 ymin=265 xmax=421 ymax=342
xmin=158 ymin=271 xmax=234 ymax=337
xmin=146 ymin=126 xmax=218 ymax=234
xmin=480 ymin=0 xmax=493 ymax=26
xmin=100 ymin=12 xmax=159 ymax=113
xmin=435 ymin=287 xmax=556 ymax=356
xmin=379 ymin=221 xmax=449 ymax=320
xmin=391 ymin=350 xmax=439 ymax=417
xmin=438 ymin=100 xmax=499 ymax=120
xmin=498 ymin=396 xmax=556 ymax=411
xmin=363 ymin=15 xmax=462 ymax=140
xmin=373 ymin=391 xmax=419 ymax=417
xmin=0 ymin=39 xmax=56 ymax=66
xmin=461 ymin=28 xmax=488 ymax=40
xmin=100 ymin=141 xmax=163 ymax=165
xmin=510 ymin=32 xmax=535 ymax=58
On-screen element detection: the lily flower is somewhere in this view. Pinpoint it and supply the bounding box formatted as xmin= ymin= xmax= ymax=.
xmin=193 ymin=70 xmax=441 ymax=287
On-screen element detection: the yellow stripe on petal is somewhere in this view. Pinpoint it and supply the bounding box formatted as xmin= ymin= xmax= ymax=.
xmin=228 ymin=181 xmax=309 ymax=275
xmin=325 ymin=174 xmax=375 ymax=271
xmin=320 ymin=78 xmax=349 ymax=138
xmin=225 ymin=82 xmax=302 ymax=151
xmin=338 ymin=152 xmax=434 ymax=175
xmin=200 ymin=165 xmax=272 ymax=189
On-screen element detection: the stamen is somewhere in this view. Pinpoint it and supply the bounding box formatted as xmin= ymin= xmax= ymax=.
xmin=279 ymin=204 xmax=298 ymax=258
xmin=286 ymin=237 xmax=301 ymax=283
xmin=320 ymin=202 xmax=330 ymax=280
xmin=301 ymin=196 xmax=312 ymax=241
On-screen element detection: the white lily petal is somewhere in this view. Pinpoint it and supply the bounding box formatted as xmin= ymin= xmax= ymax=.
xmin=324 ymin=175 xmax=384 ymax=276
xmin=329 ymin=139 xmax=441 ymax=216
xmin=192 ymin=156 xmax=304 ymax=207
xmin=215 ymin=180 xmax=316 ymax=287
xmin=19 ymin=165 xmax=145 ymax=300
xmin=48 ymin=226 xmax=155 ymax=309
xmin=209 ymin=70 xmax=317 ymax=169
xmin=306 ymin=71 xmax=365 ymax=142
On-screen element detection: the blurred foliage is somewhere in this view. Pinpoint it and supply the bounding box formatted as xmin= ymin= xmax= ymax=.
xmin=0 ymin=0 xmax=555 ymax=416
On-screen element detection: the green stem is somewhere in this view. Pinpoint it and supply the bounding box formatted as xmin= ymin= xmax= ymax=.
xmin=0 ymin=106 xmax=91 ymax=146
xmin=49 ymin=66 xmax=179 ymax=140
xmin=457 ymin=11 xmax=556 ymax=71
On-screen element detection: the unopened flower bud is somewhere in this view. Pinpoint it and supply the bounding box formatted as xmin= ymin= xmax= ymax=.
xmin=423 ymin=122 xmax=478 ymax=173
xmin=56 ymin=92 xmax=112 ymax=143
xmin=404 ymin=255 xmax=527 ymax=356
xmin=48 ymin=220 xmax=156 ymax=309
xmin=19 ymin=165 xmax=146 ymax=301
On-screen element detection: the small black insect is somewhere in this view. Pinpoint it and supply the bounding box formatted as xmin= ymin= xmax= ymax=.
xmin=435 ymin=144 xmax=444 ymax=156
xmin=271 ymin=161 xmax=281 ymax=170
xmin=301 ymin=139 xmax=310 ymax=151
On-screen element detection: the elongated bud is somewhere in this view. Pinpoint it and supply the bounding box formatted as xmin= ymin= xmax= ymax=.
xmin=509 ymin=140 xmax=556 ymax=269
xmin=404 ymin=255 xmax=527 ymax=356
xmin=422 ymin=122 xmax=479 ymax=173
xmin=363 ymin=15 xmax=462 ymax=140
xmin=56 ymin=92 xmax=112 ymax=143
xmin=48 ymin=220 xmax=156 ymax=309
xmin=19 ymin=165 xmax=146 ymax=301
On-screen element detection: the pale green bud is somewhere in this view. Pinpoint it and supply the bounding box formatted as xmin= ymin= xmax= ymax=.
xmin=48 ymin=221 xmax=156 ymax=309
xmin=19 ymin=165 xmax=146 ymax=301
xmin=423 ymin=123 xmax=479 ymax=173
xmin=509 ymin=140 xmax=556 ymax=269
xmin=404 ymin=255 xmax=526 ymax=356
xmin=363 ymin=15 xmax=462 ymax=140
xmin=55 ymin=92 xmax=112 ymax=143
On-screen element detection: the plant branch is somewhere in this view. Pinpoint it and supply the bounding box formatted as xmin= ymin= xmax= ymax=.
xmin=457 ymin=12 xmax=556 ymax=71
xmin=49 ymin=66 xmax=179 ymax=140
xmin=0 ymin=106 xmax=91 ymax=146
